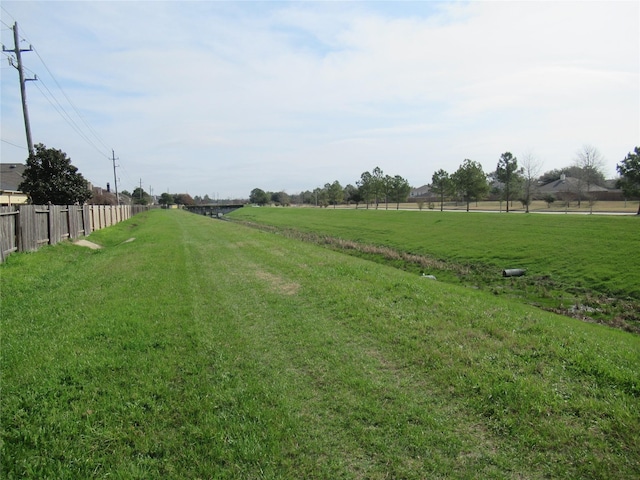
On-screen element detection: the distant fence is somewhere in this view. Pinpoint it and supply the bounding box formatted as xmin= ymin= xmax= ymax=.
xmin=0 ymin=204 xmax=149 ymax=263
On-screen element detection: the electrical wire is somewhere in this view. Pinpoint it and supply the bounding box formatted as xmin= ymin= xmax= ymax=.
xmin=1 ymin=138 xmax=28 ymax=150
xmin=1 ymin=7 xmax=144 ymax=191
xmin=31 ymin=44 xmax=112 ymax=155
xmin=32 ymin=79 xmax=110 ymax=160
xmin=0 ymin=6 xmax=16 ymax=26
xmin=116 ymin=161 xmax=138 ymax=192
xmin=2 ymin=11 xmax=114 ymax=163
xmin=24 ymin=64 xmax=109 ymax=158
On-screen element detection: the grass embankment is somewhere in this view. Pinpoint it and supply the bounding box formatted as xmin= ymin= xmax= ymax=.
xmin=230 ymin=207 xmax=640 ymax=331
xmin=2 ymin=209 xmax=639 ymax=478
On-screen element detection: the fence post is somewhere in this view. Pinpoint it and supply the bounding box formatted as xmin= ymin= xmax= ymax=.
xmin=18 ymin=205 xmax=36 ymax=251
xmin=0 ymin=207 xmax=19 ymax=262
xmin=63 ymin=205 xmax=73 ymax=240
xmin=50 ymin=204 xmax=63 ymax=245
xmin=47 ymin=204 xmax=54 ymax=245
xmin=83 ymin=205 xmax=91 ymax=236
xmin=69 ymin=205 xmax=78 ymax=239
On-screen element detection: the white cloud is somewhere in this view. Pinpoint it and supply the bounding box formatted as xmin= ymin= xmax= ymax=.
xmin=1 ymin=1 xmax=637 ymax=197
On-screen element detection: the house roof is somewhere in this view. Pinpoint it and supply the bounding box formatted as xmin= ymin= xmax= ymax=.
xmin=604 ymin=179 xmax=621 ymax=190
xmin=538 ymin=176 xmax=609 ymax=193
xmin=410 ymin=184 xmax=430 ymax=196
xmin=0 ymin=163 xmax=26 ymax=191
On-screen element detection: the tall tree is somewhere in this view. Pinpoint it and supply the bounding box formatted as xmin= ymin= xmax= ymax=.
xmin=617 ymin=146 xmax=640 ymax=215
xmin=249 ymin=188 xmax=269 ymax=205
xmin=388 ymin=175 xmax=411 ymax=209
xmin=326 ymin=180 xmax=344 ymax=208
xmin=431 ymin=169 xmax=451 ymax=212
xmin=357 ymin=171 xmax=373 ymax=209
xmin=496 ymin=152 xmax=519 ymax=212
xmin=300 ymin=190 xmax=314 ymax=205
xmin=174 ymin=193 xmax=195 ymax=206
xmin=343 ymin=184 xmax=362 ymax=207
xmin=451 ymin=159 xmax=489 ymax=212
xmin=520 ymin=152 xmax=542 ymax=213
xmin=382 ymin=175 xmax=392 ymax=209
xmin=313 ymin=187 xmax=328 ymax=207
xmin=371 ymin=166 xmax=385 ymax=209
xmin=131 ymin=187 xmax=150 ymax=205
xmin=574 ymin=145 xmax=605 ymax=207
xmin=159 ymin=192 xmax=175 ymax=207
xmin=19 ymin=143 xmax=92 ymax=205
xmin=271 ymin=191 xmax=290 ymax=206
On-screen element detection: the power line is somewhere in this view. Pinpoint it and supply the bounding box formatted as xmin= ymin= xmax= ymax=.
xmin=117 ymin=161 xmax=138 ymax=191
xmin=0 ymin=6 xmax=16 ymax=26
xmin=31 ymin=81 xmax=108 ymax=158
xmin=31 ymin=44 xmax=111 ymax=154
xmin=1 ymin=10 xmax=142 ymax=191
xmin=1 ymin=138 xmax=28 ymax=150
xmin=2 ymin=13 xmax=113 ymax=162
xmin=31 ymin=73 xmax=110 ymax=159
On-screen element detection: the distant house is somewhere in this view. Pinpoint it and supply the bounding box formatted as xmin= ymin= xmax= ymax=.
xmin=0 ymin=163 xmax=28 ymax=205
xmin=604 ymin=178 xmax=621 ymax=190
xmin=537 ymin=175 xmax=620 ymax=202
xmin=89 ymin=184 xmax=133 ymax=205
xmin=410 ymin=184 xmax=431 ymax=199
xmin=90 ymin=185 xmax=118 ymax=205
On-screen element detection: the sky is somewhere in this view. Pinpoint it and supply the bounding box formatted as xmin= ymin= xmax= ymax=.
xmin=1 ymin=1 xmax=638 ymax=199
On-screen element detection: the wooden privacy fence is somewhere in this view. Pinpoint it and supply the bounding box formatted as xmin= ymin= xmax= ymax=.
xmin=0 ymin=204 xmax=148 ymax=263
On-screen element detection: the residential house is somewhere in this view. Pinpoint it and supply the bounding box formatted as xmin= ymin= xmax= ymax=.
xmin=537 ymin=175 xmax=620 ymax=202
xmin=410 ymin=184 xmax=431 ymax=199
xmin=90 ymin=184 xmax=133 ymax=205
xmin=0 ymin=163 xmax=28 ymax=205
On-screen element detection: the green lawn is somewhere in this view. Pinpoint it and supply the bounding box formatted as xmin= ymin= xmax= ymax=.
xmin=2 ymin=209 xmax=639 ymax=478
xmin=230 ymin=207 xmax=640 ymax=330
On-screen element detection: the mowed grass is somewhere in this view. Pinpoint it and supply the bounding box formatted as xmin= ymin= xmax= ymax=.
xmin=230 ymin=207 xmax=640 ymax=329
xmin=335 ymin=200 xmax=640 ymax=214
xmin=1 ymin=209 xmax=639 ymax=478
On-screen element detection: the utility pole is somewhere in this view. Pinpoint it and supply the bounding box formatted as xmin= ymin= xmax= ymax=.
xmin=3 ymin=23 xmax=36 ymax=155
xmin=139 ymin=178 xmax=143 ymax=202
xmin=112 ymin=150 xmax=120 ymax=205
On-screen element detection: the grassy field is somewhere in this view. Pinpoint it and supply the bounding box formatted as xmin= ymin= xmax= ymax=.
xmin=333 ymin=200 xmax=640 ymax=214
xmin=1 ymin=209 xmax=639 ymax=478
xmin=230 ymin=207 xmax=640 ymax=331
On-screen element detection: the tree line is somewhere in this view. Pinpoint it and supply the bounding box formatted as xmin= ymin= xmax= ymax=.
xmin=250 ymin=146 xmax=640 ymax=214
xmin=251 ymin=167 xmax=412 ymax=210
xmin=12 ymin=143 xmax=640 ymax=215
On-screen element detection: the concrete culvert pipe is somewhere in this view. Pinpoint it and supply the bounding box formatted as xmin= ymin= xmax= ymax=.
xmin=503 ymin=269 xmax=526 ymax=277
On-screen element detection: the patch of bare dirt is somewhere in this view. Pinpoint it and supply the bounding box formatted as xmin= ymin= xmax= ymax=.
xmin=255 ymin=270 xmax=300 ymax=296
xmin=73 ymin=239 xmax=102 ymax=250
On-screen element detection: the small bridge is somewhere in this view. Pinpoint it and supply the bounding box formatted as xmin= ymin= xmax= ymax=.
xmin=184 ymin=204 xmax=245 ymax=218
